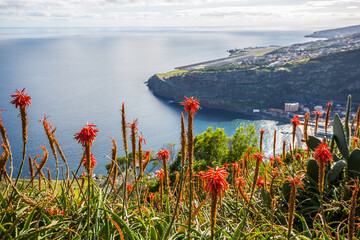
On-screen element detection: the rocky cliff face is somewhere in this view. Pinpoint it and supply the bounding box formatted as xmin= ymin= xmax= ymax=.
xmin=147 ymin=49 xmax=360 ymax=113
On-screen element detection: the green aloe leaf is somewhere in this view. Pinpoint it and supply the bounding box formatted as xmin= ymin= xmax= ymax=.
xmin=307 ymin=136 xmax=321 ymax=151
xmin=328 ymin=160 xmax=346 ymax=183
xmin=348 ymin=149 xmax=360 ymax=178
xmin=333 ymin=114 xmax=349 ymax=159
xmin=307 ymin=159 xmax=319 ymax=183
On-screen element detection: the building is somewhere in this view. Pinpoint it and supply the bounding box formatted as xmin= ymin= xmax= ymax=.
xmin=284 ymin=103 xmax=299 ymax=112
xmin=314 ymin=105 xmax=323 ymax=111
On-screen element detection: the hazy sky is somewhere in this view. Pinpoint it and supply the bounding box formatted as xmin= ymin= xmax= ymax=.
xmin=0 ymin=0 xmax=359 ymax=30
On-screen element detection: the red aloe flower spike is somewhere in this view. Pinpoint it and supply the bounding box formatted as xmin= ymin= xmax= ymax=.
xmin=223 ymin=163 xmax=228 ymax=169
xmin=202 ymin=166 xmax=229 ymax=196
xmin=326 ymin=101 xmax=332 ymax=106
xmin=11 ymin=88 xmax=31 ymax=108
xmin=180 ymin=96 xmax=200 ymax=114
xmin=126 ymin=184 xmax=133 ymax=192
xmin=74 ymin=122 xmax=99 ymax=147
xmin=139 ymin=131 xmax=146 ymax=145
xmin=314 ymin=142 xmax=332 ymax=193
xmin=287 ymin=174 xmax=304 ymax=191
xmin=236 ymin=177 xmax=246 ymax=188
xmin=156 ymin=149 xmax=170 ymax=161
xmin=291 ymin=115 xmax=301 ymax=149
xmin=296 ymin=153 xmax=302 ymax=160
xmin=202 ymin=166 xmax=229 ymax=239
xmin=149 ymin=192 xmax=155 ymax=202
xmin=81 ymin=153 xmax=96 ymax=169
xmin=155 ymin=169 xmax=164 ymax=180
xmin=313 ymin=110 xmax=323 ymax=116
xmin=127 ymin=118 xmax=139 ymax=131
xmin=314 ymin=142 xmax=332 ymax=164
xmin=256 ymin=176 xmax=265 ymax=188
xmin=291 ymin=115 xmax=301 ymax=127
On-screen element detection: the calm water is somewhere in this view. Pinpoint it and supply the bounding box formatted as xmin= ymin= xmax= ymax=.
xmin=0 ymin=27 xmax=313 ymax=176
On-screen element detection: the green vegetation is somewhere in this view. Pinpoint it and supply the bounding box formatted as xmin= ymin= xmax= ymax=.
xmin=1 ymin=92 xmax=360 ymax=239
xmin=156 ymin=69 xmax=188 ymax=79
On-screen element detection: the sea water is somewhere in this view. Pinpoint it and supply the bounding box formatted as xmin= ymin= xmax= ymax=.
xmin=0 ymin=27 xmax=314 ymax=176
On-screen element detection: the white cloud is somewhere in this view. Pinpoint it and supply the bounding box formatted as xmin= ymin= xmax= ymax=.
xmin=0 ymin=0 xmax=359 ymax=29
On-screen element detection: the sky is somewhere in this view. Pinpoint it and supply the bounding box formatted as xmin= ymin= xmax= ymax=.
xmin=0 ymin=0 xmax=359 ymax=30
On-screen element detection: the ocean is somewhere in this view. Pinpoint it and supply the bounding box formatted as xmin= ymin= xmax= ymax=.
xmin=0 ymin=27 xmax=315 ymax=176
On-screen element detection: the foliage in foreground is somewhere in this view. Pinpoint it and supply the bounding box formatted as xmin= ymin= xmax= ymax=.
xmin=0 ymin=90 xmax=360 ymax=239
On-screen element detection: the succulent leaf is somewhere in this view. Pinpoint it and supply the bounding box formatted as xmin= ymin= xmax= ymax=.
xmin=333 ymin=113 xmax=349 ymax=159
xmin=306 ymin=159 xmax=319 ymax=183
xmin=348 ymin=148 xmax=360 ymax=178
xmin=328 ymin=160 xmax=346 ymax=183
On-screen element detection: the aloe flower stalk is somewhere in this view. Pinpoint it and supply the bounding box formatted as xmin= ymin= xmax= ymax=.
xmin=127 ymin=118 xmax=142 ymax=216
xmin=313 ymin=110 xmax=322 ymax=137
xmin=0 ymin=141 xmax=9 ymax=183
xmin=157 ymin=149 xmax=170 ymax=195
xmin=314 ymin=142 xmax=332 ymax=194
xmin=138 ymin=132 xmax=145 ymax=179
xmin=303 ymin=112 xmax=310 ymax=145
xmin=108 ymin=137 xmax=118 ymax=190
xmin=0 ymin=109 xmax=13 ymax=180
xmin=324 ymin=101 xmax=332 ymax=138
xmin=202 ymin=167 xmax=229 ymax=240
xmin=282 ymin=140 xmax=286 ymax=163
xmin=250 ymin=153 xmax=264 ymax=200
xmin=11 ymin=89 xmax=31 ymax=187
xmin=121 ymin=102 xmax=129 ymax=218
xmin=286 ymin=174 xmax=304 ymax=240
xmin=180 ymin=96 xmax=200 ymax=238
xmin=273 ymin=130 xmax=276 ymax=157
xmin=259 ymin=129 xmax=265 ymax=153
xmin=47 ymin=167 xmax=52 ymax=190
xmin=156 ymin=169 xmax=165 ymax=208
xmin=291 ymin=115 xmax=301 ymax=150
xmin=348 ymin=181 xmax=359 ymax=240
xmin=28 ymin=155 xmax=34 ymax=187
xmin=74 ymin=122 xmax=99 ymax=238
xmin=39 ymin=116 xmax=59 ymax=192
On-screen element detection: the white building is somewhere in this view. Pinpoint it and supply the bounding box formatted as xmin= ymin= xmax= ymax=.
xmin=285 ymin=103 xmax=299 ymax=112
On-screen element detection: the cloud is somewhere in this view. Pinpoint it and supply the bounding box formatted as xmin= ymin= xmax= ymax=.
xmin=0 ymin=0 xmax=359 ymax=29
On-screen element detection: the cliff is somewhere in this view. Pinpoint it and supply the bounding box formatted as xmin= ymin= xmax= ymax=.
xmin=147 ymin=49 xmax=360 ymax=113
xmin=306 ymin=25 xmax=360 ymax=38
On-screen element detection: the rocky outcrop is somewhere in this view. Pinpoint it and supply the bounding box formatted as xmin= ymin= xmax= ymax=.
xmin=147 ymin=49 xmax=360 ymax=113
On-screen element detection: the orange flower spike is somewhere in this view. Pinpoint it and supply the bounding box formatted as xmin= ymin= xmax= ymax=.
xmin=313 ymin=110 xmax=323 ymax=117
xmin=287 ymin=174 xmax=304 ymax=191
xmin=74 ymin=122 xmax=99 ymax=147
xmin=139 ymin=132 xmax=146 ymax=145
xmin=202 ymin=166 xmax=229 ymax=196
xmin=180 ymin=96 xmax=200 ymax=114
xmin=314 ymin=142 xmax=332 ymax=164
xmin=296 ymin=153 xmax=302 ymax=160
xmin=126 ymin=184 xmax=133 ymax=192
xmin=291 ymin=115 xmax=301 ymax=127
xmin=127 ymin=118 xmax=139 ymax=131
xmin=81 ymin=153 xmax=97 ymax=169
xmin=223 ymin=163 xmax=228 ymax=170
xmin=155 ymin=169 xmax=164 ymax=180
xmin=314 ymin=142 xmax=332 ymax=193
xmin=236 ymin=177 xmax=246 ymax=188
xmin=256 ymin=176 xmax=265 ymax=188
xmin=276 ymin=156 xmax=284 ymax=165
xmin=156 ymin=149 xmax=170 ymax=161
xmin=149 ymin=192 xmax=155 ymax=202
xmin=11 ymin=88 xmax=31 ymax=108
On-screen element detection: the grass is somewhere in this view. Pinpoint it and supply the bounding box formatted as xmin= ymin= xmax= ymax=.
xmin=156 ymin=69 xmax=188 ymax=79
